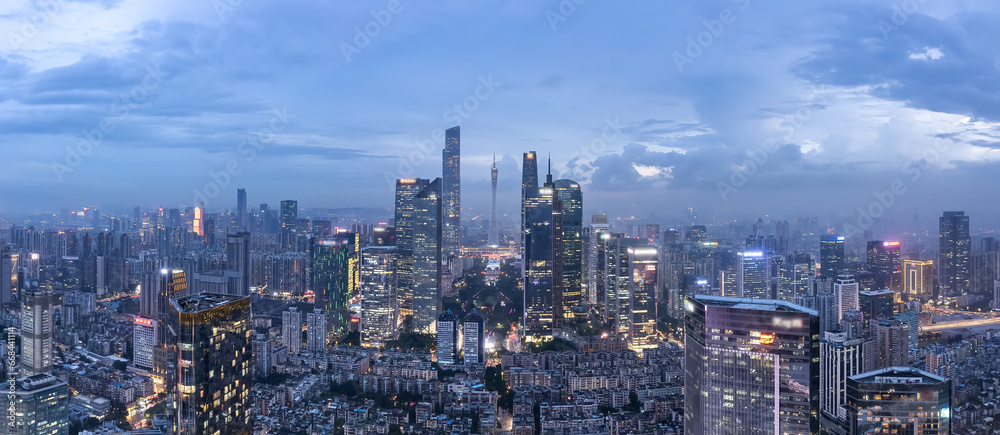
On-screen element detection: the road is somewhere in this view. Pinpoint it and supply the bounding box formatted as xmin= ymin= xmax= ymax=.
xmin=920 ymin=317 xmax=1000 ymax=332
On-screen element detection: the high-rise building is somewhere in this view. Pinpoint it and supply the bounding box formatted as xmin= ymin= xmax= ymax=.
xmin=310 ymin=236 xmax=354 ymax=334
xmin=1 ymin=245 xmax=16 ymax=305
xmin=819 ymin=331 xmax=868 ymax=427
xmin=605 ymin=236 xmax=647 ymax=334
xmin=684 ymin=295 xmax=820 ymax=434
xmin=846 ymin=367 xmax=951 ymax=434
xmin=280 ymin=200 xmax=298 ymax=233
xmin=20 ymin=280 xmax=53 ymax=376
xmin=685 ymin=225 xmax=707 ymax=244
xmin=523 ymin=167 xmax=563 ymax=341
xmin=394 ymin=178 xmax=431 ymax=327
xmin=873 ymin=319 xmax=909 ymax=369
xmin=488 ymin=149 xmax=499 ymax=247
xmin=283 ymin=307 xmax=302 ymax=355
xmin=588 ymin=214 xmax=610 ymax=307
xmin=0 ymin=373 xmax=69 ymax=435
xmin=252 ymin=334 xmax=272 ymax=378
xmin=306 ymin=309 xmax=327 ymax=353
xmin=171 ymin=293 xmax=253 ymax=435
xmin=412 ymin=179 xmax=442 ymax=334
xmin=939 ymin=211 xmax=971 ymax=297
xmin=859 ymin=289 xmax=894 ymax=334
xmin=436 ymin=310 xmax=459 ymax=365
xmin=627 ymin=245 xmax=658 ymax=351
xmin=360 ymin=246 xmax=398 ymax=348
xmin=442 ymin=126 xmax=461 ymax=260
xmin=834 ymin=275 xmax=860 ymax=325
xmin=903 ymin=259 xmax=934 ymax=301
xmin=554 ymin=179 xmax=583 ymax=317
xmin=226 ymin=231 xmax=251 ymax=296
xmin=463 ymin=311 xmax=485 ymax=366
xmin=866 ymin=241 xmax=902 ymax=294
xmin=820 ymin=235 xmax=846 ymax=278
xmin=778 ymin=253 xmax=814 ymax=302
xmin=237 ymin=188 xmax=247 ymax=229
xmin=521 ymin=151 xmax=538 ymax=249
xmin=737 ymin=251 xmax=771 ymax=299
xmin=133 ymin=317 xmax=157 ymax=371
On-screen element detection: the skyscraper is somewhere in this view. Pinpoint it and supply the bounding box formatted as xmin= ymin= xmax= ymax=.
xmin=172 ymin=293 xmax=253 ymax=435
xmin=627 ymin=245 xmax=658 ymax=351
xmin=588 ymin=214 xmax=610 ymax=308
xmin=306 ymin=309 xmax=327 ymax=353
xmin=226 ymin=231 xmax=251 ymax=296
xmin=20 ymin=280 xmax=53 ymax=376
xmin=820 ymin=235 xmax=846 ymax=278
xmin=0 ymin=373 xmax=69 ymax=435
xmin=737 ymin=251 xmax=771 ymax=299
xmin=846 ymin=367 xmax=951 ymax=434
xmin=939 ymin=211 xmax=971 ymax=297
xmin=442 ymin=126 xmax=461 ymax=260
xmin=133 ymin=316 xmax=157 ymax=371
xmin=436 ymin=310 xmax=459 ymax=365
xmin=488 ymin=149 xmax=499 ymax=247
xmin=463 ymin=311 xmax=485 ymax=366
xmin=360 ymin=246 xmax=398 ymax=348
xmin=283 ymin=307 xmax=302 ymax=355
xmin=521 ymin=151 xmax=538 ymax=249
xmin=554 ymin=179 xmax=583 ymax=316
xmin=819 ymin=331 xmax=868 ymax=427
xmin=412 ymin=178 xmax=442 ymax=334
xmin=280 ymin=200 xmax=298 ymax=233
xmin=873 ymin=319 xmax=909 ymax=369
xmin=1 ymin=245 xmax=16 ymax=305
xmin=523 ymin=168 xmax=561 ymax=342
xmin=778 ymin=253 xmax=814 ymax=302
xmin=394 ymin=178 xmax=431 ymax=329
xmin=310 ymin=236 xmax=354 ymax=334
xmin=834 ymin=274 xmax=860 ymax=325
xmin=684 ymin=295 xmax=820 ymax=434
xmin=605 ymin=236 xmax=647 ymax=334
xmin=237 ymin=187 xmax=247 ymax=229
xmin=903 ymin=259 xmax=934 ymax=301
xmin=859 ymin=289 xmax=894 ymax=334
xmin=866 ymin=240 xmax=902 ymax=294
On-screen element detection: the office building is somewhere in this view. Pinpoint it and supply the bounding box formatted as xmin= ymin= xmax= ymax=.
xmin=820 ymin=331 xmax=867 ymax=427
xmin=834 ymin=275 xmax=859 ymax=325
xmin=283 ymin=307 xmax=302 ymax=355
xmin=627 ymin=245 xmax=658 ymax=351
xmin=442 ymin=126 xmax=461 ymax=260
xmin=20 ymin=281 xmax=53 ymax=376
xmin=873 ymin=320 xmax=909 ymax=369
xmin=0 ymin=374 xmax=69 ymax=435
xmin=737 ymin=251 xmax=771 ymax=299
xmin=685 ymin=225 xmax=707 ymax=244
xmin=436 ymin=310 xmax=459 ymax=365
xmin=2 ymin=245 xmax=17 ymax=304
xmin=394 ymin=178 xmax=432 ymax=326
xmin=859 ymin=289 xmax=894 ymax=334
xmin=463 ymin=311 xmax=485 ymax=366
xmin=778 ymin=253 xmax=814 ymax=302
xmin=523 ymin=169 xmax=562 ymax=341
xmin=939 ymin=211 xmax=970 ymax=296
xmin=412 ymin=179 xmax=443 ymax=334
xmin=306 ymin=309 xmax=327 ymax=353
xmin=903 ymin=259 xmax=934 ymax=301
xmin=360 ymin=246 xmax=397 ymax=348
xmin=133 ymin=317 xmax=157 ymax=371
xmin=554 ymin=179 xmax=583 ymax=316
xmin=866 ymin=241 xmax=902 ymax=294
xmin=226 ymin=231 xmax=251 ymax=296
xmin=310 ymin=236 xmax=354 ymax=333
xmin=280 ymin=200 xmax=298 ymax=233
xmin=684 ymin=295 xmax=820 ymax=434
xmin=821 ymin=235 xmax=846 ymax=278
xmin=521 ymin=151 xmax=538 ymax=249
xmin=846 ymin=367 xmax=951 ymax=434
xmin=588 ymin=214 xmax=610 ymax=307
xmin=171 ymin=293 xmax=253 ymax=435
xmin=237 ymin=187 xmax=247 ymax=229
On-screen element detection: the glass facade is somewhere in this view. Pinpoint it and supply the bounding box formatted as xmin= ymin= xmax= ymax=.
xmin=0 ymin=374 xmax=69 ymax=435
xmin=442 ymin=126 xmax=461 ymax=260
xmin=939 ymin=211 xmax=970 ymax=297
xmin=554 ymin=179 xmax=583 ymax=318
xmin=394 ymin=178 xmax=431 ymax=328
xmin=360 ymin=246 xmax=398 ymax=348
xmin=846 ymin=367 xmax=950 ymax=434
xmin=412 ymin=178 xmax=442 ymax=334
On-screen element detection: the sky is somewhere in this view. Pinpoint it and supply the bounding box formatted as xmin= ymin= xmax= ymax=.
xmin=2 ymin=0 xmax=1000 ymax=225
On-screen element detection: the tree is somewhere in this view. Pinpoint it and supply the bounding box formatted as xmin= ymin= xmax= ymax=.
xmin=112 ymin=360 xmax=129 ymax=372
xmin=624 ymin=391 xmax=642 ymax=413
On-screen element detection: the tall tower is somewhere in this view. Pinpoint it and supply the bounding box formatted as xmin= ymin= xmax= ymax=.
xmin=306 ymin=309 xmax=327 ymax=353
xmin=226 ymin=231 xmax=251 ymax=296
xmin=554 ymin=179 xmax=583 ymax=317
xmin=939 ymin=211 xmax=970 ymax=297
xmin=360 ymin=246 xmax=398 ymax=348
xmin=588 ymin=214 xmax=610 ymax=307
xmin=820 ymin=235 xmax=846 ymax=278
xmin=442 ymin=126 xmax=461 ymax=260
xmin=436 ymin=310 xmax=459 ymax=365
xmin=283 ymin=307 xmax=302 ymax=355
xmin=684 ymin=295 xmax=820 ymax=434
xmin=521 ymin=151 xmax=538 ymax=249
xmin=463 ymin=311 xmax=485 ymax=366
xmin=866 ymin=241 xmax=902 ymax=293
xmin=737 ymin=251 xmax=771 ymax=299
xmin=412 ymin=179 xmax=443 ymax=334
xmin=819 ymin=331 xmax=867 ymax=427
xmin=237 ymin=188 xmax=247 ymax=229
xmin=172 ymin=293 xmax=253 ymax=435
xmin=20 ymin=280 xmax=53 ymax=376
xmin=488 ymin=149 xmax=499 ymax=247
xmin=394 ymin=178 xmax=431 ymax=329
xmin=522 ymin=162 xmax=560 ymax=342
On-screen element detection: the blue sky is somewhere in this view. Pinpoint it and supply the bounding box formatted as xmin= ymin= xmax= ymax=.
xmin=3 ymin=0 xmax=1000 ymax=223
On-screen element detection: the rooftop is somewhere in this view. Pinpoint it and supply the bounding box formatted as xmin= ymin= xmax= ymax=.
xmin=171 ymin=292 xmax=248 ymax=313
xmin=694 ymin=294 xmax=819 ymax=317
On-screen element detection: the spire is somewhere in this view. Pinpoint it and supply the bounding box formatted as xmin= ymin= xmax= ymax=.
xmin=546 ymin=153 xmax=553 ymax=184
xmin=492 ymin=146 xmax=496 ymax=168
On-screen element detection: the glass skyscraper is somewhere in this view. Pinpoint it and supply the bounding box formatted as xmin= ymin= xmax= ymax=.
xmin=442 ymin=126 xmax=461 ymax=260
xmin=523 ymin=175 xmax=560 ymax=341
xmin=360 ymin=246 xmax=398 ymax=348
xmin=412 ymin=178 xmax=442 ymax=334
xmin=0 ymin=374 xmax=69 ymax=435
xmin=684 ymin=295 xmax=820 ymax=434
xmin=172 ymin=293 xmax=253 ymax=435
xmin=737 ymin=251 xmax=771 ymax=299
xmin=554 ymin=179 xmax=583 ymax=317
xmin=820 ymin=235 xmax=846 ymax=278
xmin=939 ymin=211 xmax=970 ymax=297
xmin=393 ymin=178 xmax=431 ymax=329
xmin=846 ymin=367 xmax=950 ymax=434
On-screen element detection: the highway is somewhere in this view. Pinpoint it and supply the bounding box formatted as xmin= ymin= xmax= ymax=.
xmin=920 ymin=317 xmax=1000 ymax=332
